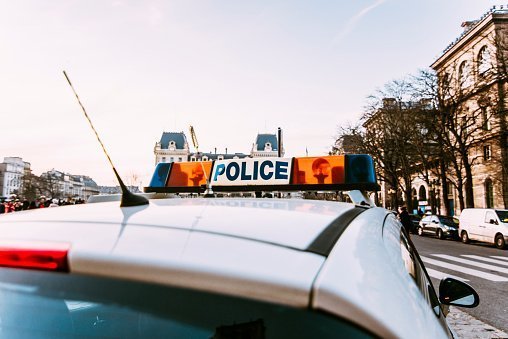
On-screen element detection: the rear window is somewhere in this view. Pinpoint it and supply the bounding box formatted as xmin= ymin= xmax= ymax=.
xmin=0 ymin=268 xmax=373 ymax=338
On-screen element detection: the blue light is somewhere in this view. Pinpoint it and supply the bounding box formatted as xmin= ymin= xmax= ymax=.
xmin=345 ymin=155 xmax=376 ymax=184
xmin=149 ymin=163 xmax=172 ymax=187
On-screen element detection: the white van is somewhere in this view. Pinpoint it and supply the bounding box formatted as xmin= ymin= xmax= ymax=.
xmin=459 ymin=208 xmax=508 ymax=249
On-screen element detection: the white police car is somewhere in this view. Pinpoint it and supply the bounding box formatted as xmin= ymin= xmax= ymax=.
xmin=0 ymin=155 xmax=479 ymax=338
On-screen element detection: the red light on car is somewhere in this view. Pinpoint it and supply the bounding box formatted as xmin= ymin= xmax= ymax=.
xmin=0 ymin=241 xmax=70 ymax=272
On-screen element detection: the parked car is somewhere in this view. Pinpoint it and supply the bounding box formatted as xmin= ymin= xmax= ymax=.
xmin=417 ymin=215 xmax=459 ymax=240
xmin=459 ymin=208 xmax=508 ymax=249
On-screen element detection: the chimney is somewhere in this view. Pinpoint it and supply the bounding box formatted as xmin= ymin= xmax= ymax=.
xmin=277 ymin=127 xmax=283 ymax=157
xmin=225 ymin=148 xmax=228 ymax=154
xmin=461 ymin=20 xmax=478 ymax=32
xmin=214 ymin=147 xmax=217 ymax=154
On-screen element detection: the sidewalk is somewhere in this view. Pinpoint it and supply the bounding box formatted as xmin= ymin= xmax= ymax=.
xmin=447 ymin=307 xmax=508 ymax=338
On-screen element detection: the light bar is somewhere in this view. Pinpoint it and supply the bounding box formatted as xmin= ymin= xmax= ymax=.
xmin=0 ymin=241 xmax=70 ymax=272
xmin=145 ymin=154 xmax=378 ymax=193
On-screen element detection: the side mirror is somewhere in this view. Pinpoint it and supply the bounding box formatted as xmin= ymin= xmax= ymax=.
xmin=489 ymin=219 xmax=498 ymax=225
xmin=439 ymin=277 xmax=479 ymax=308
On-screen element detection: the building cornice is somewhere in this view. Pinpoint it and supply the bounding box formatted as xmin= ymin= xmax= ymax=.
xmin=431 ymin=9 xmax=508 ymax=71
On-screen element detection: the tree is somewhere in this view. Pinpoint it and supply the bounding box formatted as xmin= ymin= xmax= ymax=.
xmin=38 ymin=172 xmax=63 ymax=199
xmin=334 ymin=78 xmax=426 ymax=210
xmin=410 ymin=69 xmax=453 ymax=215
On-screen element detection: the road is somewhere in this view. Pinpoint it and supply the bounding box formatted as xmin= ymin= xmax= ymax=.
xmin=411 ymin=234 xmax=508 ymax=333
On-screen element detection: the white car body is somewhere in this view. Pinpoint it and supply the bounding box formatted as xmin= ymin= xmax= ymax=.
xmin=459 ymin=208 xmax=508 ymax=248
xmin=0 ymin=197 xmax=456 ymax=338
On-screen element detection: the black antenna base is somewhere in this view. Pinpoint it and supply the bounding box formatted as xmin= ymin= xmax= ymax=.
xmin=120 ymin=190 xmax=149 ymax=207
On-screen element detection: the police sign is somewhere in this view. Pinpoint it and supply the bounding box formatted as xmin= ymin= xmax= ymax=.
xmin=211 ymin=158 xmax=292 ymax=186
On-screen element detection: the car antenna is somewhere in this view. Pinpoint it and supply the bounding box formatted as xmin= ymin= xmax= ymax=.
xmin=63 ymin=70 xmax=149 ymax=207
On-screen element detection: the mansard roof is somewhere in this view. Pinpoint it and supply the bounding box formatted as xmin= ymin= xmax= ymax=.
xmin=255 ymin=134 xmax=278 ymax=151
xmin=160 ymin=132 xmax=187 ymax=150
xmin=81 ymin=176 xmax=98 ymax=188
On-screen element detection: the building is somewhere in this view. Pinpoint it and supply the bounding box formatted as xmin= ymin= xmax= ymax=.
xmin=154 ymin=131 xmax=282 ymax=165
xmin=40 ymin=169 xmax=100 ymax=200
xmin=153 ymin=132 xmax=190 ymax=165
xmin=431 ymin=6 xmax=508 ymax=211
xmin=250 ymin=133 xmax=283 ymax=158
xmin=0 ymin=157 xmax=31 ymax=198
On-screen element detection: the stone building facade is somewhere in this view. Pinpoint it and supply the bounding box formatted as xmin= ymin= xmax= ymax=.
xmin=0 ymin=157 xmax=31 ymax=198
xmin=431 ymin=7 xmax=508 ymax=211
xmin=40 ymin=169 xmax=100 ymax=201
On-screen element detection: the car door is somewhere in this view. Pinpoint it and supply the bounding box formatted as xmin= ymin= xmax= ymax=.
xmin=466 ymin=210 xmax=482 ymax=241
xmin=420 ymin=216 xmax=431 ymax=234
xmin=482 ymin=211 xmax=499 ymax=242
xmin=429 ymin=216 xmax=439 ymax=234
xmin=399 ymin=226 xmax=452 ymax=337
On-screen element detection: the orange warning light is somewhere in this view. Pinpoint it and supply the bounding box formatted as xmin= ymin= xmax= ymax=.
xmin=167 ymin=162 xmax=212 ymax=187
xmin=292 ymin=156 xmax=345 ymax=185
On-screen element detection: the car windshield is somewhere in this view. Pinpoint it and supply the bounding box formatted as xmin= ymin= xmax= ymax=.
xmin=438 ymin=216 xmax=456 ymax=227
xmin=0 ymin=268 xmax=373 ymax=338
xmin=496 ymin=210 xmax=508 ymax=223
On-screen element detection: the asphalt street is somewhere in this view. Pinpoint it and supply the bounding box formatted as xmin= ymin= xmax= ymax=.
xmin=411 ymin=234 xmax=508 ymax=334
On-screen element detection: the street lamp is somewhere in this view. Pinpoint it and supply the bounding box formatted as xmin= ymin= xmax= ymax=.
xmin=430 ymin=179 xmax=441 ymax=215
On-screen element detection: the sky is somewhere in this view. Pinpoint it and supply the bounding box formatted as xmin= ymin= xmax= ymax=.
xmin=0 ymin=0 xmax=497 ymax=186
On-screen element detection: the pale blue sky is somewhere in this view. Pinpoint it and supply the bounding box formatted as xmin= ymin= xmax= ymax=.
xmin=0 ymin=1 xmax=496 ymax=185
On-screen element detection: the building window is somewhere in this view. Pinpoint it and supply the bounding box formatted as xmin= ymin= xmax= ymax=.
xmin=202 ymin=156 xmax=208 ymax=161
xmin=178 ymin=157 xmax=183 ymax=162
xmin=162 ymin=157 xmax=166 ymax=163
xmin=459 ymin=61 xmax=472 ymax=89
xmin=485 ymin=179 xmax=494 ymax=208
xmin=218 ymin=155 xmax=224 ymax=160
xmin=447 ymin=182 xmax=454 ymax=197
xmin=190 ymin=156 xmax=196 ymax=162
xmin=169 ymin=157 xmax=174 ymax=163
xmin=478 ymin=46 xmax=491 ymax=76
xmin=483 ymin=145 xmax=492 ymax=161
xmin=264 ymin=142 xmax=272 ymax=151
xmin=418 ymin=185 xmax=427 ymax=201
xmin=481 ymin=106 xmax=492 ymax=131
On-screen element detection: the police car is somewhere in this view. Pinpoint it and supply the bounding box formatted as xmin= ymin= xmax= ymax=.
xmin=0 ymin=155 xmax=479 ymax=338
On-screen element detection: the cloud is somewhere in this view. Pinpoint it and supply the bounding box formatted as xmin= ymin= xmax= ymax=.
xmin=331 ymin=0 xmax=386 ymax=46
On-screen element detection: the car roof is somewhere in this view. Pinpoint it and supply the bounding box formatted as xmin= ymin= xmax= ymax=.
xmin=0 ymin=198 xmax=356 ymax=250
xmin=0 ymin=198 xmax=358 ymax=306
xmin=0 ymin=197 xmax=448 ymax=338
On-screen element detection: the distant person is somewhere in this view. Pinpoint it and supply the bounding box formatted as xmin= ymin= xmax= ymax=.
xmin=399 ymin=206 xmax=412 ymax=235
xmin=38 ymin=197 xmax=46 ymax=208
xmin=22 ymin=198 xmax=29 ymax=210
xmin=417 ymin=208 xmax=424 ymax=218
xmin=14 ymin=199 xmax=22 ymax=211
